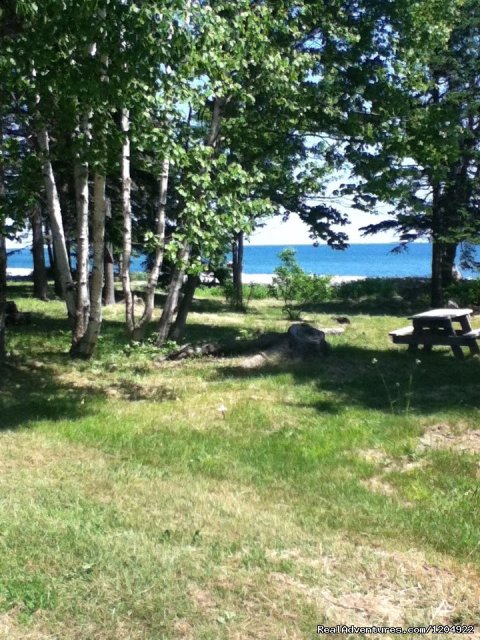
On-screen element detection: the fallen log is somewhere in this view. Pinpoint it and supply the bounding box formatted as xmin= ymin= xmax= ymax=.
xmin=161 ymin=323 xmax=332 ymax=364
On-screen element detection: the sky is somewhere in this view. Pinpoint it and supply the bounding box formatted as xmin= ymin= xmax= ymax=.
xmin=6 ymin=209 xmax=399 ymax=249
xmin=247 ymin=210 xmax=399 ymax=245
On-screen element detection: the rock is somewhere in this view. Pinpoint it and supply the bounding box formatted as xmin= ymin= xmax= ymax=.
xmin=287 ymin=323 xmax=330 ymax=357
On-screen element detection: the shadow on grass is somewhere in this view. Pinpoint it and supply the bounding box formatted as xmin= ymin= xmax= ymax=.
xmin=183 ymin=321 xmax=244 ymax=344
xmin=301 ymin=299 xmax=425 ymax=318
xmin=216 ymin=343 xmax=480 ymax=416
xmin=0 ymin=360 xmax=102 ymax=431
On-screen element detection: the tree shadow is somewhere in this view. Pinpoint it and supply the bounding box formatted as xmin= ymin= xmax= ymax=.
xmin=0 ymin=360 xmax=101 ymax=431
xmin=301 ymin=297 xmax=428 ymax=318
xmin=215 ymin=343 xmax=480 ymax=416
xmin=183 ymin=321 xmax=245 ymax=344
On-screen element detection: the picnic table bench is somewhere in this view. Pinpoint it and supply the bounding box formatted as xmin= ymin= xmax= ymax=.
xmin=389 ymin=308 xmax=480 ymax=359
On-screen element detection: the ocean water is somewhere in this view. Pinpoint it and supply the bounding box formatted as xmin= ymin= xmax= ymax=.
xmin=6 ymin=243 xmax=479 ymax=279
xmin=242 ymin=243 xmax=480 ymax=278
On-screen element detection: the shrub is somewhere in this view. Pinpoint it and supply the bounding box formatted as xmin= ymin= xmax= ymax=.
xmin=335 ymin=278 xmax=398 ymax=300
xmin=446 ymin=279 xmax=480 ymax=306
xmin=271 ymin=249 xmax=332 ymax=319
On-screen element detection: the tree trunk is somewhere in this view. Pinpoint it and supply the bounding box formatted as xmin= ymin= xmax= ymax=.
xmin=431 ymin=240 xmax=445 ymax=308
xmin=231 ymin=230 xmax=244 ymax=309
xmin=120 ymin=109 xmax=135 ymax=334
xmin=0 ymin=120 xmax=6 ymax=360
xmin=430 ymin=184 xmax=444 ymax=308
xmin=156 ymin=244 xmax=190 ymax=345
xmin=103 ymin=244 xmax=115 ymax=305
xmin=103 ymin=197 xmax=115 ymax=305
xmin=169 ymin=274 xmax=199 ymax=342
xmin=71 ymin=173 xmax=106 ymax=359
xmin=44 ymin=218 xmax=63 ymax=298
xmin=132 ymin=158 xmax=169 ymax=341
xmin=441 ymin=242 xmax=457 ymax=290
xmin=72 ymin=159 xmax=90 ymax=343
xmin=37 ymin=128 xmax=76 ymax=320
xmin=31 ymin=203 xmax=48 ymax=300
xmin=45 ymin=218 xmax=54 ymax=269
xmin=0 ymin=234 xmax=5 ymax=362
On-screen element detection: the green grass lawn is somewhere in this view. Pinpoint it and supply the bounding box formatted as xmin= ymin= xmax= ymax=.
xmin=0 ymin=284 xmax=479 ymax=639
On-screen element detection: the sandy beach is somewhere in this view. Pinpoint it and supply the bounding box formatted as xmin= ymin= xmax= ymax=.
xmin=241 ymin=273 xmax=366 ymax=286
xmin=6 ymin=267 xmax=366 ymax=285
xmin=6 ymin=267 xmax=33 ymax=278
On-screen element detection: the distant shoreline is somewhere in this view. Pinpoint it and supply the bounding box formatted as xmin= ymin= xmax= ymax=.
xmin=5 ymin=267 xmax=369 ymax=286
xmin=240 ymin=273 xmax=367 ymax=285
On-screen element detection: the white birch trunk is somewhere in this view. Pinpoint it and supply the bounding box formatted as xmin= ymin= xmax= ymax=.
xmin=71 ymin=173 xmax=106 ymax=358
xmin=103 ymin=197 xmax=116 ymax=306
xmin=132 ymin=158 xmax=169 ymax=341
xmin=156 ymin=243 xmax=190 ymax=345
xmin=120 ymin=108 xmax=135 ymax=334
xmin=37 ymin=128 xmax=76 ymax=320
xmin=73 ymin=157 xmax=90 ymax=342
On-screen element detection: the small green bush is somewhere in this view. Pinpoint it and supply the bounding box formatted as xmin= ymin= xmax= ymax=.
xmin=271 ymin=249 xmax=332 ymax=319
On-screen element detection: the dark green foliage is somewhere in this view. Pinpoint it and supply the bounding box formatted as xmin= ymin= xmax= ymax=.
xmin=446 ymin=279 xmax=480 ymax=307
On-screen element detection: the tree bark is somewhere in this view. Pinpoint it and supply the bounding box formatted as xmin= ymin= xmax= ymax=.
xmin=0 ymin=119 xmax=6 ymax=360
xmin=72 ymin=159 xmax=90 ymax=343
xmin=430 ymin=183 xmax=444 ymax=308
xmin=0 ymin=234 xmax=5 ymax=362
xmin=169 ymin=274 xmax=199 ymax=342
xmin=44 ymin=218 xmax=63 ymax=298
xmin=103 ymin=197 xmax=115 ymax=305
xmin=37 ymin=127 xmax=76 ymax=320
xmin=156 ymin=243 xmax=190 ymax=345
xmin=431 ymin=240 xmax=445 ymax=307
xmin=71 ymin=173 xmax=107 ymax=358
xmin=31 ymin=203 xmax=48 ymax=300
xmin=120 ymin=109 xmax=135 ymax=335
xmin=132 ymin=158 xmax=169 ymax=341
xmin=441 ymin=242 xmax=458 ymax=290
xmin=231 ymin=230 xmax=244 ymax=309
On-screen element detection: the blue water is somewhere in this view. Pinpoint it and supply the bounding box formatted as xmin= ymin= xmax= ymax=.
xmin=6 ymin=243 xmax=479 ymax=278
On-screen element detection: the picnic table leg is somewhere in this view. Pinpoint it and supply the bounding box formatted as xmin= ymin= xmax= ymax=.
xmin=407 ymin=343 xmax=419 ymax=353
xmin=467 ymin=340 xmax=480 ymax=356
xmin=459 ymin=315 xmax=473 ymax=333
xmin=451 ymin=344 xmax=464 ymax=359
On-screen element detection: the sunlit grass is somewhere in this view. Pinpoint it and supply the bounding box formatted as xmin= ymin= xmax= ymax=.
xmin=0 ymin=284 xmax=479 ymax=638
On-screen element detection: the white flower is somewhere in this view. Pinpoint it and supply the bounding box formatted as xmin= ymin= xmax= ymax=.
xmin=371 ymin=358 xmax=378 ymax=365
xmin=415 ymin=359 xmax=421 ymax=365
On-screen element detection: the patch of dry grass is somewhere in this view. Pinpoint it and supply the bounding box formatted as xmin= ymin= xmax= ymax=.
xmin=0 ymin=431 xmax=479 ymax=638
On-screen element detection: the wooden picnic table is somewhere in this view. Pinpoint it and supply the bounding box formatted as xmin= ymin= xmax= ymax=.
xmin=389 ymin=308 xmax=480 ymax=359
